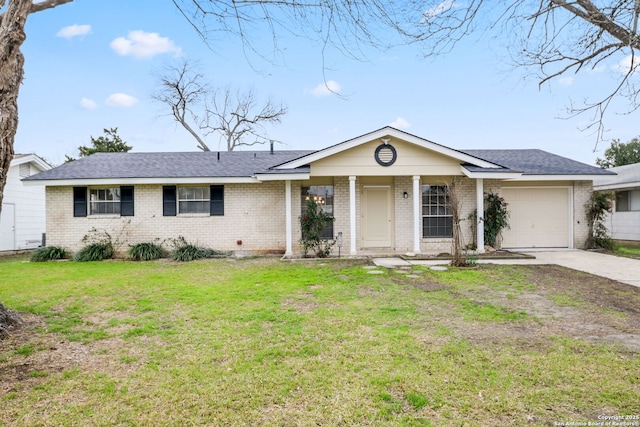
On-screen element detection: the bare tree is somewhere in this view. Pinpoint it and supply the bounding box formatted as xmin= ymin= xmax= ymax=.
xmin=153 ymin=61 xmax=212 ymax=151
xmin=414 ymin=0 xmax=640 ymax=144
xmin=173 ymin=0 xmax=640 ymax=145
xmin=154 ymin=61 xmax=287 ymax=151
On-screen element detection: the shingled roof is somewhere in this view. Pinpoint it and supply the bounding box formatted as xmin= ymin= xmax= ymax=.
xmin=25 ymin=145 xmax=613 ymax=183
xmin=461 ymin=149 xmax=614 ymax=176
xmin=24 ymin=150 xmax=313 ymax=181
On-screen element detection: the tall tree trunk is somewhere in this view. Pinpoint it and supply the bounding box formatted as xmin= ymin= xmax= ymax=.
xmin=0 ymin=0 xmax=32 ymax=214
xmin=0 ymin=0 xmax=73 ymax=321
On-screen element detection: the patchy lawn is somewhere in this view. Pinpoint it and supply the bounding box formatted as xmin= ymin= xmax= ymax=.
xmin=1 ymin=257 xmax=639 ymax=426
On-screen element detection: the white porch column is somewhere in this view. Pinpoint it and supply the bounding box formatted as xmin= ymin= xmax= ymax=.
xmin=412 ymin=175 xmax=421 ymax=254
xmin=476 ymin=178 xmax=485 ymax=254
xmin=349 ymin=175 xmax=357 ymax=255
xmin=285 ymin=180 xmax=293 ymax=257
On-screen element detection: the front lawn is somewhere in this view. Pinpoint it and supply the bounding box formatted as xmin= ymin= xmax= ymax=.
xmin=1 ymin=257 xmax=638 ymax=426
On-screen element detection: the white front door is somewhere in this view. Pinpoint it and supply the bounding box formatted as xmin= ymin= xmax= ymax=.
xmin=0 ymin=203 xmax=16 ymax=251
xmin=362 ymin=186 xmax=392 ymax=248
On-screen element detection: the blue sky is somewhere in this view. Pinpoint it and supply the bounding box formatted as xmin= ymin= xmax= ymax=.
xmin=14 ymin=0 xmax=639 ymax=166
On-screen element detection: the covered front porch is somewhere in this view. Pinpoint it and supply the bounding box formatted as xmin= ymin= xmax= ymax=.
xmin=280 ymin=176 xmax=489 ymax=258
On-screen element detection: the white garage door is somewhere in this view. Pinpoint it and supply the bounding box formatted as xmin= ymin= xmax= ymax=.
xmin=501 ymin=188 xmax=570 ymax=248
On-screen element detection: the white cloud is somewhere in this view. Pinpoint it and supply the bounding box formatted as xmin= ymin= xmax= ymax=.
xmin=308 ymin=80 xmax=341 ymax=97
xmin=612 ymin=54 xmax=640 ymax=75
xmin=389 ymin=117 xmax=410 ymax=129
xmin=110 ymin=30 xmax=182 ymax=59
xmin=80 ymin=98 xmax=98 ymax=110
xmin=558 ymin=77 xmax=574 ymax=86
xmin=423 ymin=0 xmax=455 ymax=19
xmin=105 ymin=93 xmax=139 ymax=107
xmin=56 ymin=24 xmax=91 ymax=39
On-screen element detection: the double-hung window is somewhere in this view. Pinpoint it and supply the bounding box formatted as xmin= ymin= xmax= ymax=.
xmin=90 ymin=188 xmax=121 ymax=215
xmin=178 ymin=187 xmax=210 ymax=214
xmin=162 ymin=185 xmax=224 ymax=216
xmin=422 ymin=185 xmax=452 ymax=238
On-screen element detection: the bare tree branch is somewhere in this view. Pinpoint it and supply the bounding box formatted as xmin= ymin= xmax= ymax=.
xmin=153 ymin=60 xmax=287 ymax=151
xmin=152 ymin=61 xmax=211 ymax=151
xmin=30 ymin=0 xmax=73 ymax=14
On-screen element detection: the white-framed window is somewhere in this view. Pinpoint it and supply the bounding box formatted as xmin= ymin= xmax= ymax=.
xmin=616 ymin=190 xmax=640 ymax=212
xmin=178 ymin=186 xmax=210 ymax=214
xmin=89 ymin=188 xmax=121 ymax=215
xmin=422 ymin=185 xmax=452 ymax=238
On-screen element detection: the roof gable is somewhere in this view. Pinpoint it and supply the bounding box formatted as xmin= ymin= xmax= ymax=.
xmin=275 ymin=127 xmax=503 ymax=170
xmin=11 ymin=153 xmax=51 ymax=172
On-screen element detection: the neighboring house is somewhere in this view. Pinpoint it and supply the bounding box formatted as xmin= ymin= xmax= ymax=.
xmin=593 ymin=162 xmax=640 ymax=242
xmin=1 ymin=153 xmax=51 ymax=251
xmin=23 ymin=127 xmax=614 ymax=256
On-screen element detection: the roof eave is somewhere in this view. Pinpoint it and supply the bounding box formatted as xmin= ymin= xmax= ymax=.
xmin=22 ymin=176 xmax=263 ymax=186
xmin=594 ymin=181 xmax=640 ymax=191
xmin=255 ymin=172 xmax=311 ymax=181
xmin=506 ymin=174 xmax=611 ymax=181
xmin=461 ymin=165 xmax=523 ymax=179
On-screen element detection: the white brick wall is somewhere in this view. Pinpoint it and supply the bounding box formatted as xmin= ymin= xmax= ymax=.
xmin=47 ymin=183 xmax=289 ymax=254
xmin=573 ymin=181 xmax=592 ymax=248
xmin=46 ymin=177 xmax=595 ymax=256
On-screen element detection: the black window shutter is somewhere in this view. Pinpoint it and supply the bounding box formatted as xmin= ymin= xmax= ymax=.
xmin=73 ymin=187 xmax=87 ymax=217
xmin=120 ymin=186 xmax=134 ymax=216
xmin=210 ymin=185 xmax=224 ymax=216
xmin=163 ymin=186 xmax=177 ymax=216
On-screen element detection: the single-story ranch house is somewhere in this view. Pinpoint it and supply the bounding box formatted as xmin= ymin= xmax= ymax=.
xmin=593 ymin=162 xmax=640 ymax=242
xmin=24 ymin=127 xmax=614 ymax=257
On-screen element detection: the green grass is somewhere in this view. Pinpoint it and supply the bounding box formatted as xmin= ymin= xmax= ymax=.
xmin=615 ymin=245 xmax=640 ymax=256
xmin=0 ymin=257 xmax=638 ymax=426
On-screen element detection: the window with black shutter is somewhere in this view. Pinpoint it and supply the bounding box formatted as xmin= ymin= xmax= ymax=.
xmin=120 ymin=186 xmax=134 ymax=216
xmin=163 ymin=186 xmax=177 ymax=216
xmin=210 ymin=185 xmax=224 ymax=216
xmin=73 ymin=187 xmax=87 ymax=217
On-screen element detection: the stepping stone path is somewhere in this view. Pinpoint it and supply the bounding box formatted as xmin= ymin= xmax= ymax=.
xmin=430 ymin=266 xmax=448 ymax=272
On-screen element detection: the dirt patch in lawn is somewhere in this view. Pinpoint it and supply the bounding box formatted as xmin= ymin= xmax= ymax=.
xmin=0 ymin=313 xmax=156 ymax=397
xmin=398 ymin=264 xmax=640 ymax=352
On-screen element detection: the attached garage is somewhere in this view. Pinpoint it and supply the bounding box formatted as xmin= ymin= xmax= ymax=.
xmin=501 ymin=187 xmax=571 ymax=248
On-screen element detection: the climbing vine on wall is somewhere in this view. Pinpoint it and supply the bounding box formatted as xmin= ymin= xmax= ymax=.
xmin=585 ymin=192 xmax=615 ymax=250
xmin=484 ymin=192 xmax=510 ymax=248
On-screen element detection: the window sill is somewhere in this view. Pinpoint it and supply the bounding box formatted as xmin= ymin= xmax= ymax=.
xmin=88 ymin=215 xmax=121 ymax=219
xmin=177 ymin=213 xmax=212 ymax=218
xmin=421 ymin=237 xmax=453 ymax=241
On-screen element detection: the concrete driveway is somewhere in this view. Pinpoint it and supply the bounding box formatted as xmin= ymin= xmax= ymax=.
xmin=520 ymin=250 xmax=640 ymax=288
xmin=372 ymin=250 xmax=640 ymax=288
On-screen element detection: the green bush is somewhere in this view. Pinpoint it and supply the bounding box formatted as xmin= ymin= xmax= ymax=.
xmin=73 ymin=243 xmax=114 ymax=262
xmin=300 ymin=198 xmax=335 ymax=258
xmin=30 ymin=246 xmax=68 ymax=262
xmin=128 ymin=242 xmax=166 ymax=261
xmin=169 ymin=237 xmax=228 ymax=262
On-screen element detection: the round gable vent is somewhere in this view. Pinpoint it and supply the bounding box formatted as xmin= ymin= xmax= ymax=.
xmin=374 ymin=143 xmax=397 ymax=166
